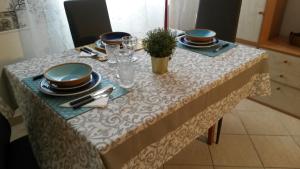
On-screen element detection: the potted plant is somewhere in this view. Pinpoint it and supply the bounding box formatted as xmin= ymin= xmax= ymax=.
xmin=143 ymin=28 xmax=176 ymax=74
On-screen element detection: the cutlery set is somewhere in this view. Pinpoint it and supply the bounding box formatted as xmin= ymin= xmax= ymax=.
xmin=68 ymin=86 xmax=114 ymax=109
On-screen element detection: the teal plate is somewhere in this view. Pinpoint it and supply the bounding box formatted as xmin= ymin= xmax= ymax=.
xmin=186 ymin=29 xmax=216 ymax=38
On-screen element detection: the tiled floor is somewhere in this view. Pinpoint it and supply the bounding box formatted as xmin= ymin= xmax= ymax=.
xmin=12 ymin=99 xmax=300 ymax=169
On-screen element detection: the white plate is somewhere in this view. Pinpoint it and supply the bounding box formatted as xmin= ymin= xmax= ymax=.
xmin=177 ymin=35 xmax=219 ymax=49
xmin=39 ymin=72 xmax=101 ymax=96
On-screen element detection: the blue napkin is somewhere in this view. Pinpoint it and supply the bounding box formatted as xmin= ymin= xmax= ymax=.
xmin=22 ymin=77 xmax=128 ymax=120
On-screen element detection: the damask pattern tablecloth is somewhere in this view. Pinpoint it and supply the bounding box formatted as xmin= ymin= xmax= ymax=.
xmin=4 ymin=45 xmax=270 ymax=169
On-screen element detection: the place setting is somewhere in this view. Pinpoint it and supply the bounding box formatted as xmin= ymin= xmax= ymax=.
xmin=176 ymin=29 xmax=237 ymax=57
xmin=21 ymin=62 xmax=130 ymax=120
xmin=77 ymin=31 xmax=144 ymax=63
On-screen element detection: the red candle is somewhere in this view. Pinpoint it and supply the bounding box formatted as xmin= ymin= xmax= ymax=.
xmin=164 ymin=0 xmax=168 ymax=31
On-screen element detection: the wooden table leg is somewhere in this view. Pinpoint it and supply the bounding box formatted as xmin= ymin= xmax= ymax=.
xmin=216 ymin=117 xmax=223 ymax=144
xmin=207 ymin=125 xmax=215 ymax=145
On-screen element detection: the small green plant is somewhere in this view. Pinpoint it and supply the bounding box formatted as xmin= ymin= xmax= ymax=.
xmin=142 ymin=28 xmax=176 ymax=58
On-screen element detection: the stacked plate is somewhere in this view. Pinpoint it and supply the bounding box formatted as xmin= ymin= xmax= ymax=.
xmin=177 ymin=29 xmax=220 ymax=49
xmin=39 ymin=63 xmax=102 ymax=96
xmin=95 ymin=32 xmax=131 ymax=48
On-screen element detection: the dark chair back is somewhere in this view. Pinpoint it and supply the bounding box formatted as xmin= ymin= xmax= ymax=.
xmin=64 ymin=0 xmax=112 ymax=47
xmin=0 ymin=113 xmax=11 ymax=169
xmin=196 ymin=0 xmax=242 ymax=42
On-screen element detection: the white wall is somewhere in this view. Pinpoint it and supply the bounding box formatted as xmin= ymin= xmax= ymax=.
xmin=280 ymin=0 xmax=300 ymax=38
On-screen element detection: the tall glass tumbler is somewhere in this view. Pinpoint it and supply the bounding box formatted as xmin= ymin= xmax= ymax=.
xmin=117 ymin=49 xmax=135 ymax=88
xmin=105 ymin=43 xmax=120 ymax=64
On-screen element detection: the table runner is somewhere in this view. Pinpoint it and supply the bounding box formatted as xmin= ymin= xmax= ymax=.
xmin=4 ymin=45 xmax=270 ymax=169
xmin=21 ymin=77 xmax=128 ymax=120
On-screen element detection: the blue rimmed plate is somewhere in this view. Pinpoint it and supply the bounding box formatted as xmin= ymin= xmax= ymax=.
xmin=184 ymin=37 xmax=217 ymax=45
xmin=39 ymin=71 xmax=101 ymax=96
xmin=185 ymin=29 xmax=216 ymax=42
xmin=99 ymin=32 xmax=131 ymax=45
xmin=177 ymin=35 xmax=219 ymax=49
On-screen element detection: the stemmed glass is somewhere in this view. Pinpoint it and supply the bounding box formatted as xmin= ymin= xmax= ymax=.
xmin=122 ymin=36 xmax=138 ymax=62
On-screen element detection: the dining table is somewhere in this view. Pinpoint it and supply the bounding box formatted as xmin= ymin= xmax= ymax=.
xmin=3 ymin=44 xmax=271 ymax=169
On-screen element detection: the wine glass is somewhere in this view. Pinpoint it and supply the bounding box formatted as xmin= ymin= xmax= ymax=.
xmin=122 ymin=36 xmax=138 ymax=62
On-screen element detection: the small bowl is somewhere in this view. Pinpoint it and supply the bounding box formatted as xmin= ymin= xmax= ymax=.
xmin=100 ymin=32 xmax=131 ymax=45
xmin=44 ymin=63 xmax=92 ymax=87
xmin=185 ymin=29 xmax=216 ymax=42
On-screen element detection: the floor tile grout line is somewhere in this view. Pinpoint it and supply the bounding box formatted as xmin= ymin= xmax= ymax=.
xmin=237 ymin=99 xmax=299 ymax=137
xmin=234 ymin=109 xmax=266 ymax=168
xmin=248 ymin=134 xmax=266 ymax=168
xmin=290 ymin=135 xmax=300 ymax=149
xmin=207 ymin=141 xmax=215 ymax=168
xmin=271 ymin=110 xmax=295 ymax=137
xmin=235 ymin=100 xmax=300 ymax=168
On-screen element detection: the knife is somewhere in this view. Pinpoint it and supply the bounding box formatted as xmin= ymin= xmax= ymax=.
xmin=213 ymin=43 xmax=230 ymax=53
xmin=32 ymin=74 xmax=44 ymax=81
xmin=70 ymin=86 xmax=114 ymax=109
xmin=80 ymin=48 xmax=97 ymax=56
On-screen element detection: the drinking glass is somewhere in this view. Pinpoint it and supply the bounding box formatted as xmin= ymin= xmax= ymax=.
xmin=117 ymin=49 xmax=135 ymax=88
xmin=122 ymin=36 xmax=138 ymax=62
xmin=104 ymin=43 xmax=120 ymax=64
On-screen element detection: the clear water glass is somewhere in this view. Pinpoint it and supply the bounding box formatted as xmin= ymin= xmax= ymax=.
xmin=122 ymin=36 xmax=138 ymax=62
xmin=104 ymin=43 xmax=120 ymax=64
xmin=117 ymin=49 xmax=135 ymax=88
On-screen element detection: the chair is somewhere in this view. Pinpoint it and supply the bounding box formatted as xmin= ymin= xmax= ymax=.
xmin=64 ymin=0 xmax=112 ymax=47
xmin=197 ymin=0 xmax=242 ymax=144
xmin=195 ymin=0 xmax=242 ymax=42
xmin=0 ymin=113 xmax=39 ymax=169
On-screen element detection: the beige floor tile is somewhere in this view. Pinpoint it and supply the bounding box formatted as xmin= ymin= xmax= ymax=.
xmin=209 ymin=135 xmax=262 ymax=167
xmin=277 ymin=113 xmax=300 ymax=136
xmin=166 ymin=140 xmax=212 ymax=165
xmin=237 ymin=108 xmax=288 ymax=135
xmin=234 ymin=99 xmax=270 ymax=113
xmin=251 ymin=135 xmax=300 ymax=168
xmin=164 ymin=165 xmax=213 ymax=169
xmin=10 ymin=122 xmax=27 ymax=141
xmin=220 ymin=112 xmax=247 ymax=135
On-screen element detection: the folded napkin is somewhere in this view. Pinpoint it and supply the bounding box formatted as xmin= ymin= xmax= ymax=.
xmin=78 ymin=46 xmax=108 ymax=61
xmin=60 ymin=84 xmax=113 ymax=108
xmin=80 ymin=51 xmax=95 ymax=57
